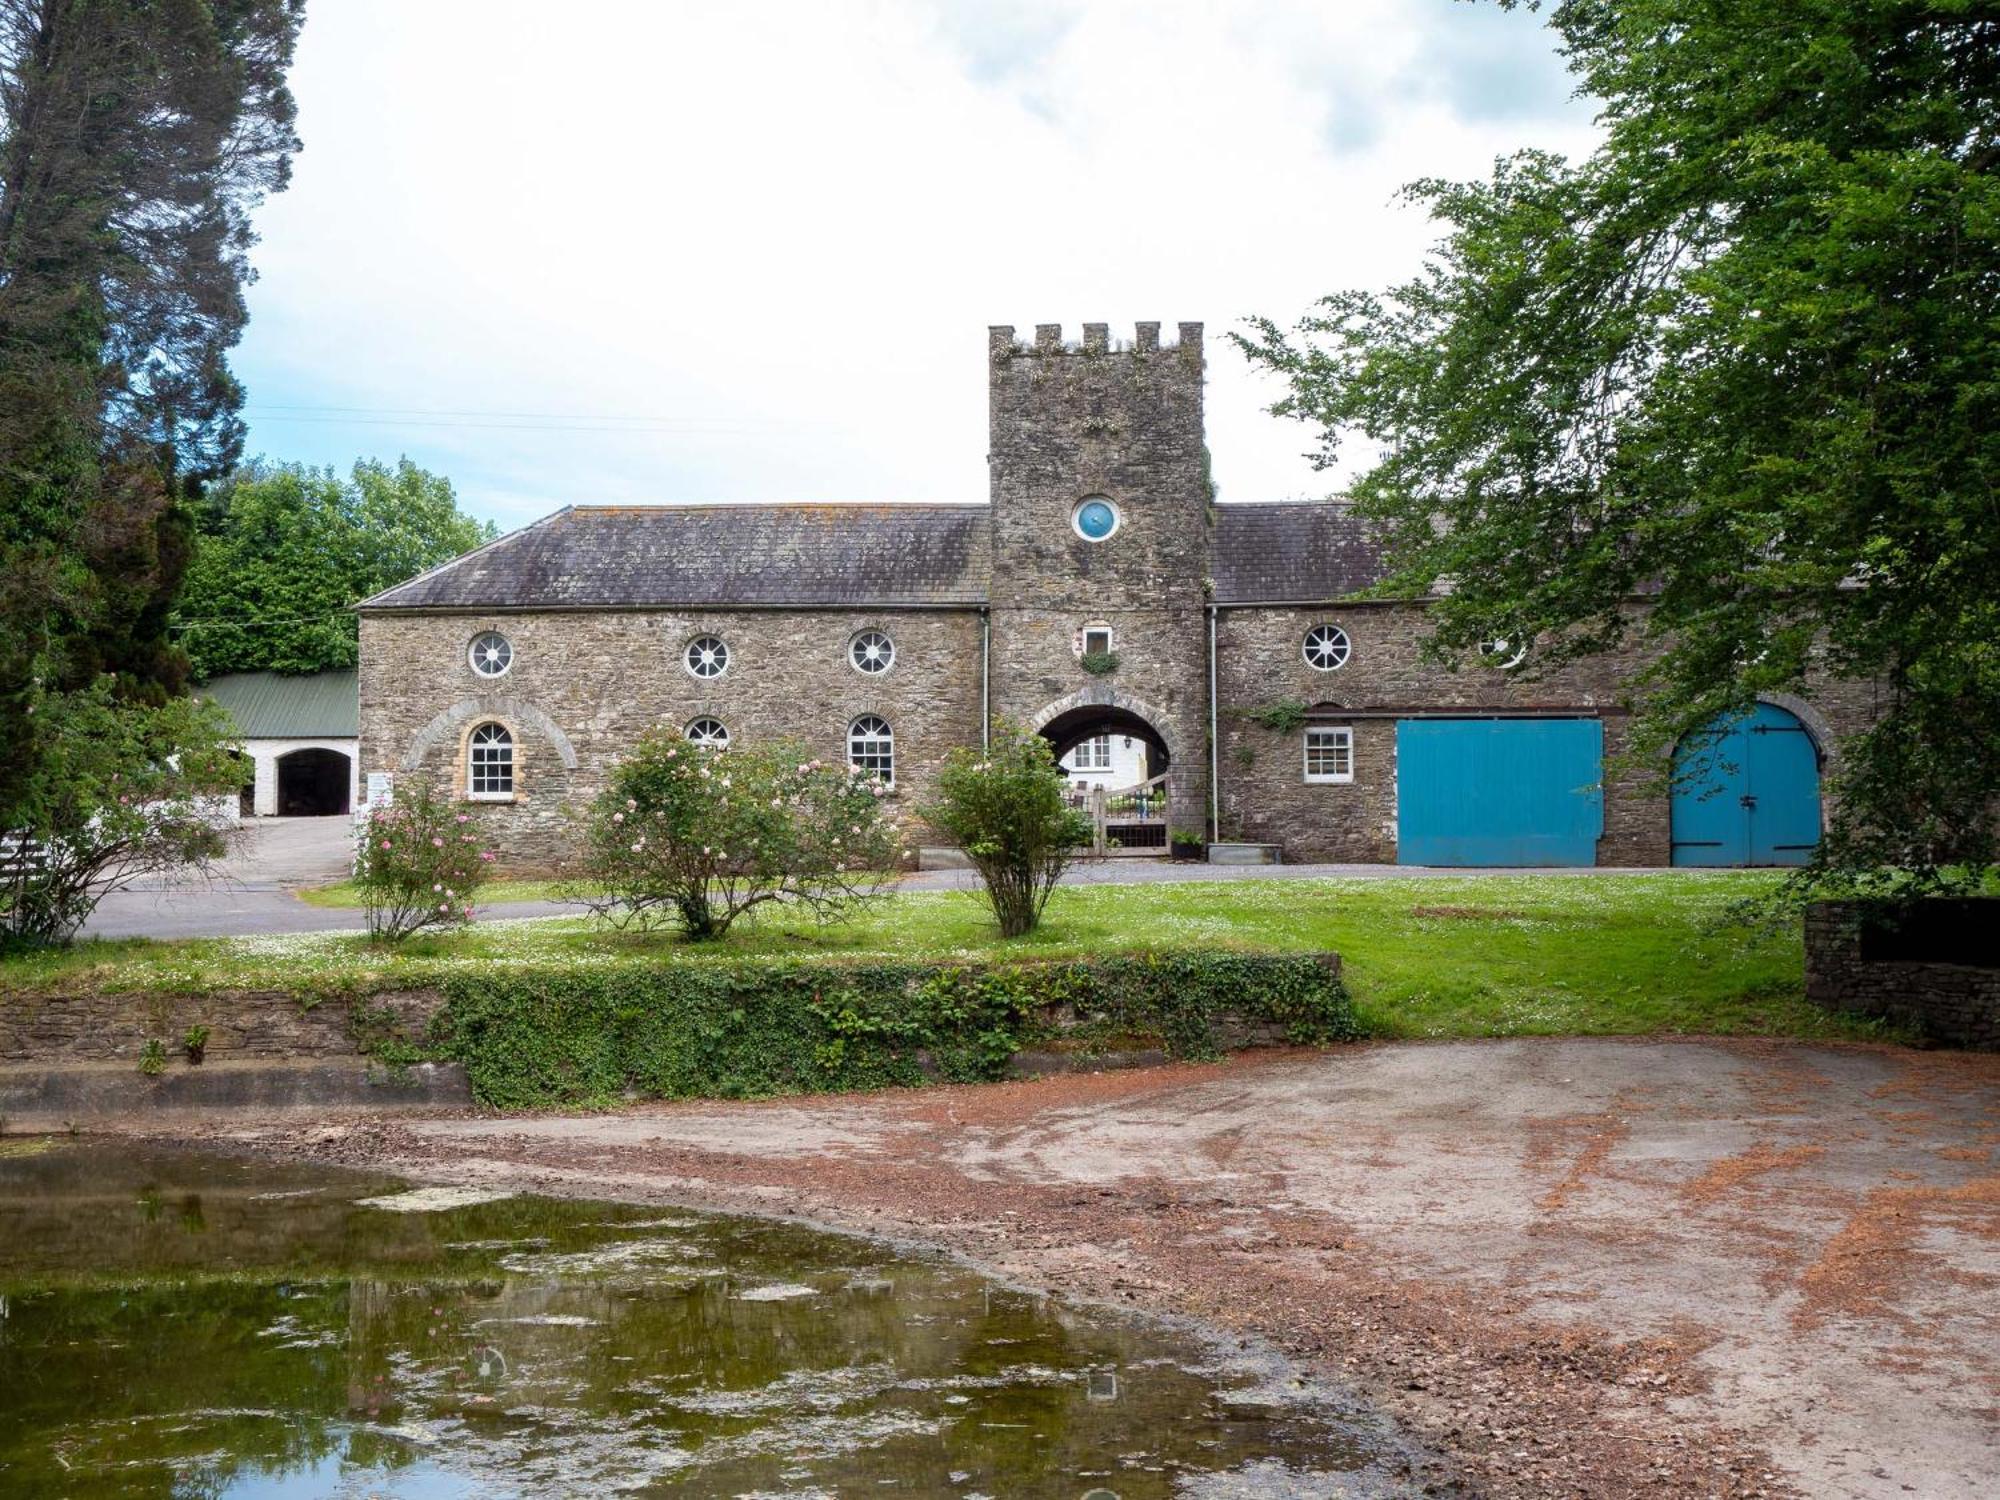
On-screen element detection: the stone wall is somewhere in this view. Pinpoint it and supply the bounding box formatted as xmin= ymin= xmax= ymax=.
xmin=0 ymin=989 xmax=445 ymax=1064
xmin=1805 ymin=902 xmax=2000 ymax=1050
xmin=985 ymin=323 xmax=1213 ymax=835
xmin=360 ymin=608 xmax=984 ymax=868
xmin=1215 ymin=602 xmax=1664 ymax=863
xmin=1214 ymin=601 xmax=1877 ymax=865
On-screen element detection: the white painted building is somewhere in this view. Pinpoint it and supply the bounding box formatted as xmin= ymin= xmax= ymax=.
xmin=201 ymin=670 xmax=359 ymax=818
xmin=1059 ymin=730 xmax=1148 ymax=791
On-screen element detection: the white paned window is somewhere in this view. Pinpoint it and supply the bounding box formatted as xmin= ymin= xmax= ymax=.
xmin=468 ymin=722 xmax=515 ymax=799
xmin=685 ymin=717 xmax=730 ymax=749
xmin=1302 ymin=623 xmax=1351 ymax=671
xmin=468 ymin=631 xmax=513 ymax=677
xmin=1303 ymin=726 xmax=1354 ymax=784
xmin=1479 ymin=637 xmax=1526 ymax=669
xmin=1082 ymin=626 xmax=1113 ymax=657
xmin=850 ymin=629 xmax=895 ymax=674
xmin=848 ymin=715 xmax=894 ymax=784
xmin=684 ymin=635 xmax=729 ymax=679
xmin=1074 ymin=734 xmax=1111 ymax=770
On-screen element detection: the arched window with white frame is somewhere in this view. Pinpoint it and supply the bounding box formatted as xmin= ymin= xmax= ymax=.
xmin=848 ymin=715 xmax=893 ymax=784
xmin=467 ymin=722 xmax=514 ymax=799
xmin=685 ymin=717 xmax=730 ymax=749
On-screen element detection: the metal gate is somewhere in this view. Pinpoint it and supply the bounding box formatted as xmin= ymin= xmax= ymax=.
xmin=1671 ymin=703 xmax=1821 ymax=866
xmin=1396 ymin=718 xmax=1604 ymax=867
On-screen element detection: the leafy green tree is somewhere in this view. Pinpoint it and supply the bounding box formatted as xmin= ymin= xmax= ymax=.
xmin=177 ymin=460 xmax=498 ymax=678
xmin=923 ymin=723 xmax=1090 ymax=938
xmin=0 ymin=678 xmax=240 ymax=946
xmin=1237 ymin=0 xmax=1999 ymax=896
xmin=571 ymin=730 xmax=904 ymax=940
xmin=0 ymin=0 xmax=303 ymax=817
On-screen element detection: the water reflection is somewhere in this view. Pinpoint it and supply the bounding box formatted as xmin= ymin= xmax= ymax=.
xmin=0 ymin=1142 xmax=1406 ymax=1497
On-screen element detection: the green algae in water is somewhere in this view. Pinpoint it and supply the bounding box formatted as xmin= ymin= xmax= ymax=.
xmin=0 ymin=1142 xmax=1410 ymax=1498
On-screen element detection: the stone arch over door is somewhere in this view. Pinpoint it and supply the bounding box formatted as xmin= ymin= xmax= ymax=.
xmin=1026 ymin=685 xmax=1182 ymax=767
xmin=400 ymin=697 xmax=579 ymax=774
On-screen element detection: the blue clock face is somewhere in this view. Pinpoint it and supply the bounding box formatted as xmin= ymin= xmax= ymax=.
xmin=1074 ymin=499 xmax=1119 ymax=540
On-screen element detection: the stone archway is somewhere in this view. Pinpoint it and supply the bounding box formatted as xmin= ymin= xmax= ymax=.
xmin=400 ymin=696 xmax=578 ymax=773
xmin=1026 ymin=685 xmax=1181 ymax=766
xmin=1027 ymin=687 xmax=1180 ymax=853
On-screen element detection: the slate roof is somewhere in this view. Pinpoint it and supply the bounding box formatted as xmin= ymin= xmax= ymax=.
xmin=201 ymin=670 xmax=358 ymax=739
xmin=1209 ymin=501 xmax=1387 ymax=604
xmin=358 ymin=504 xmax=993 ymax=611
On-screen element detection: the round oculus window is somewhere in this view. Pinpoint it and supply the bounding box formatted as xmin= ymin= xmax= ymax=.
xmin=1302 ymin=623 xmax=1351 ymax=671
xmin=1072 ymin=497 xmax=1120 ymax=541
xmin=850 ymin=629 xmax=894 ymax=674
xmin=469 ymin=631 xmax=513 ymax=677
xmin=684 ymin=635 xmax=729 ymax=679
xmin=685 ymin=717 xmax=730 ymax=748
xmin=1478 ymin=637 xmax=1526 ymax=669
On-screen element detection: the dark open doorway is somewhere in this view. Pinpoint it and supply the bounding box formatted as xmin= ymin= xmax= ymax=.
xmin=276 ymin=748 xmax=351 ymax=817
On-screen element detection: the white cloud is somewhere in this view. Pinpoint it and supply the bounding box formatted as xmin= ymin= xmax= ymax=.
xmin=234 ymin=0 xmax=1597 ymax=527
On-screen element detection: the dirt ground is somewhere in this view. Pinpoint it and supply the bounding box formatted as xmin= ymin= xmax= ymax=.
xmin=186 ymin=1037 xmax=1998 ymax=1499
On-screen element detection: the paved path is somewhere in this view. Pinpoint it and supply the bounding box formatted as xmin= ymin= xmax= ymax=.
xmin=81 ymin=819 xmax=1688 ymax=941
xmin=253 ymin=1039 xmax=2000 ymax=1500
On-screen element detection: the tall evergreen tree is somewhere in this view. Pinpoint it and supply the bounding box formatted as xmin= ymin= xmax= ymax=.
xmin=0 ymin=0 xmax=304 ymax=814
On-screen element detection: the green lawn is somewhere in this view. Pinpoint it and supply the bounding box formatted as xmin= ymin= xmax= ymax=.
xmin=296 ymin=877 xmax=567 ymax=908
xmin=0 ymin=873 xmax=1889 ymax=1043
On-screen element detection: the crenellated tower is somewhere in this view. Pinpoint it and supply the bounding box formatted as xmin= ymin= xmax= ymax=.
xmin=985 ymin=320 xmax=1212 ymax=838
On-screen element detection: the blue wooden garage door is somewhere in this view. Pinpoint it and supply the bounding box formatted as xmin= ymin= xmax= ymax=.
xmin=1671 ymin=703 xmax=1821 ymax=866
xmin=1396 ymin=719 xmax=1604 ymax=867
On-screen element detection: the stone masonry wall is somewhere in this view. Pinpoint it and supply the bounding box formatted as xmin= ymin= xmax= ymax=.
xmin=1215 ymin=602 xmax=1878 ymax=864
xmin=359 ymin=608 xmax=983 ymax=869
xmin=985 ymin=322 xmax=1212 ymax=834
xmin=1805 ymin=902 xmax=2000 ymax=1050
xmin=0 ymin=989 xmax=445 ymax=1065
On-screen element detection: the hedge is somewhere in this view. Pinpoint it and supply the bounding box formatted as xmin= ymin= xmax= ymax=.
xmin=418 ymin=951 xmax=1355 ymax=1109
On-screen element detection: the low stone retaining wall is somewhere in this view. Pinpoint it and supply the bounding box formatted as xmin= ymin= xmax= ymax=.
xmin=0 ymin=988 xmax=446 ymax=1065
xmin=1805 ymin=901 xmax=2000 ymax=1050
xmin=0 ymin=951 xmax=1353 ymax=1115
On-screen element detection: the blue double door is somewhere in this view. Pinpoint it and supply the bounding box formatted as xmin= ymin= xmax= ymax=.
xmin=1670 ymin=703 xmax=1821 ymax=866
xmin=1396 ymin=718 xmax=1604 ymax=867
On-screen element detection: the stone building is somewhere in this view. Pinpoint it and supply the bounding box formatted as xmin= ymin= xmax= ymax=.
xmin=357 ymin=321 xmax=1869 ymax=869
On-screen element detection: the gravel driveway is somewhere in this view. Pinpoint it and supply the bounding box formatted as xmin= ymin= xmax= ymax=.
xmin=241 ymin=1037 xmax=2000 ymax=1500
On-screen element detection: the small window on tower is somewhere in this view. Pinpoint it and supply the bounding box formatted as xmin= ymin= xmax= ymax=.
xmin=1083 ymin=627 xmax=1112 ymax=657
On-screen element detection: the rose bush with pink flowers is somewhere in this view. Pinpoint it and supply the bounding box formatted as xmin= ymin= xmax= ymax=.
xmin=353 ymin=782 xmax=494 ymax=942
xmin=570 ymin=728 xmax=903 ymax=940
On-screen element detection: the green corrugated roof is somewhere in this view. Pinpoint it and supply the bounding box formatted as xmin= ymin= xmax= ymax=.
xmin=200 ymin=670 xmax=358 ymax=739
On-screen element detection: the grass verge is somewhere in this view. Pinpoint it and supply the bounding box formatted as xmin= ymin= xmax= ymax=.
xmin=0 ymin=872 xmax=1891 ymax=1044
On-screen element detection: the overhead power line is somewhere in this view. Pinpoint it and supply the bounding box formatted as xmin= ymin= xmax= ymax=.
xmin=242 ymin=401 xmax=785 ymax=435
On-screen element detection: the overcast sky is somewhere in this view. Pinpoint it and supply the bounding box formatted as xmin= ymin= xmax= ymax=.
xmin=232 ymin=0 xmax=1598 ymax=530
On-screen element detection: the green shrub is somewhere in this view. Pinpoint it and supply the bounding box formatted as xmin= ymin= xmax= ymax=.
xmin=1 ymin=682 xmax=240 ymax=948
xmin=923 ymin=721 xmax=1091 ymax=937
xmin=569 ymin=730 xmax=904 ymax=940
xmin=429 ymin=951 xmax=1355 ymax=1109
xmin=354 ymin=782 xmax=493 ymax=942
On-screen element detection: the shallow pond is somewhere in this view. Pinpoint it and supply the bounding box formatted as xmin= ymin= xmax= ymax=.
xmin=0 ymin=1140 xmax=1409 ymax=1498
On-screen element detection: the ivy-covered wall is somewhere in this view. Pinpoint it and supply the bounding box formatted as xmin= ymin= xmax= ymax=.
xmin=419 ymin=951 xmax=1354 ymax=1108
xmin=7 ymin=951 xmax=1355 ymax=1108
